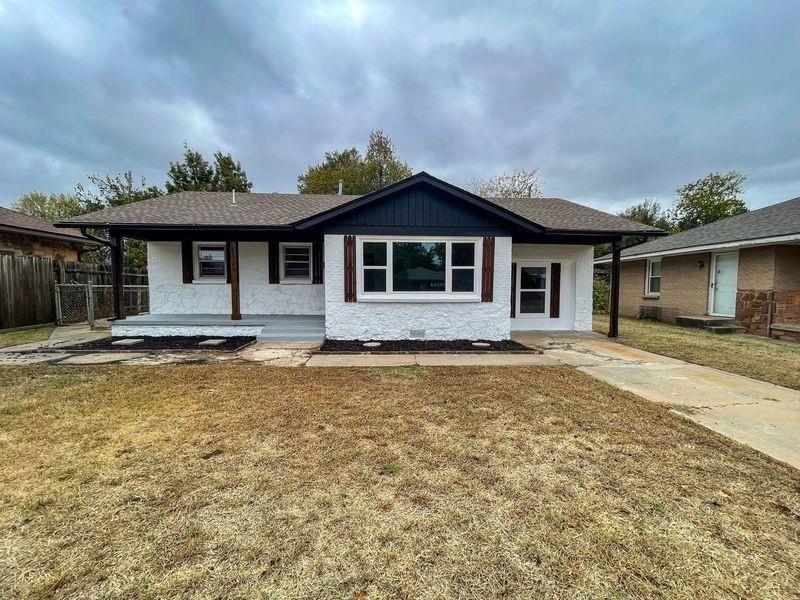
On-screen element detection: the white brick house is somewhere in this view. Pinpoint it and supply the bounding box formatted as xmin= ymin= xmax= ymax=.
xmin=58 ymin=172 xmax=660 ymax=341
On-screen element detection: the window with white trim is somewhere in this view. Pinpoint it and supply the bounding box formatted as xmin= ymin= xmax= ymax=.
xmin=646 ymin=258 xmax=661 ymax=295
xmin=280 ymin=242 xmax=312 ymax=283
xmin=357 ymin=237 xmax=481 ymax=300
xmin=519 ymin=264 xmax=548 ymax=314
xmin=194 ymin=242 xmax=226 ymax=281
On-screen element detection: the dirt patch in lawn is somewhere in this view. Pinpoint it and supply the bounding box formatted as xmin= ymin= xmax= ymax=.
xmin=0 ymin=365 xmax=798 ymax=598
xmin=55 ymin=335 xmax=256 ymax=353
xmin=320 ymin=338 xmax=534 ymax=353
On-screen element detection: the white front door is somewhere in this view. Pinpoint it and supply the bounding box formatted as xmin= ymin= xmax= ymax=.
xmin=512 ymin=260 xmax=575 ymax=330
xmin=710 ymin=252 xmax=738 ymax=316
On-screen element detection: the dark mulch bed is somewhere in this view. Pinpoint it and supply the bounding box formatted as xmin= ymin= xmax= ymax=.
xmin=52 ymin=336 xmax=256 ymax=353
xmin=319 ymin=339 xmax=537 ymax=354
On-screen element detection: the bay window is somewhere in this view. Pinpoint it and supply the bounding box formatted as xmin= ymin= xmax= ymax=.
xmin=357 ymin=237 xmax=481 ymax=300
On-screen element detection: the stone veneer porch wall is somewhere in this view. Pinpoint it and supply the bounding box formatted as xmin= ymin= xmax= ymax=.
xmin=147 ymin=241 xmax=325 ymax=315
xmin=735 ymin=245 xmax=800 ymax=339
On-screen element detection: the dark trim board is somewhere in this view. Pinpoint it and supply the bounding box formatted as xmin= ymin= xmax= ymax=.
xmin=322 ymin=225 xmax=514 ymax=236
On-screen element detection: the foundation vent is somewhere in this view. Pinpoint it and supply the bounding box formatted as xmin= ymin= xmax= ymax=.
xmin=409 ymin=329 xmax=426 ymax=339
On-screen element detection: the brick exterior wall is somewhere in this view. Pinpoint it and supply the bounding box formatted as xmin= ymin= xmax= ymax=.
xmin=0 ymin=231 xmax=82 ymax=261
xmin=618 ymin=252 xmax=710 ymax=322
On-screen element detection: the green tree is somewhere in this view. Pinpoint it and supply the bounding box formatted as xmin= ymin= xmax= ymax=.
xmin=364 ymin=129 xmax=412 ymax=191
xmin=212 ymin=151 xmax=253 ymax=192
xmin=75 ymin=171 xmax=162 ymax=267
xmin=671 ymin=171 xmax=747 ymax=232
xmin=469 ymin=168 xmax=543 ymax=198
xmin=11 ymin=192 xmax=82 ymax=222
xmin=166 ymin=145 xmax=253 ymax=193
xmin=297 ymin=130 xmax=411 ymax=195
xmin=594 ymin=199 xmax=672 ymax=258
xmin=618 ymin=199 xmax=673 ymax=232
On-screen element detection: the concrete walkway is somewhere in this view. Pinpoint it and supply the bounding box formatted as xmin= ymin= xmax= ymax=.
xmin=535 ymin=336 xmax=800 ymax=470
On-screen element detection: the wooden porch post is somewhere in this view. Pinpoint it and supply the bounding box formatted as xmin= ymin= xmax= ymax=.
xmin=608 ymin=238 xmax=621 ymax=338
xmin=110 ymin=231 xmax=125 ymax=320
xmin=228 ymin=240 xmax=241 ymax=320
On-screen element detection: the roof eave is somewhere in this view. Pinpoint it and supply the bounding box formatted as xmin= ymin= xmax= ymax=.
xmin=0 ymin=224 xmax=99 ymax=245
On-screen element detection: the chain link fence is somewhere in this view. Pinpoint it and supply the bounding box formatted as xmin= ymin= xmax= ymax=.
xmin=55 ymin=284 xmax=149 ymax=325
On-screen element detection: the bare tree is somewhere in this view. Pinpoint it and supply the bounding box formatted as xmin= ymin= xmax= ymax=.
xmin=469 ymin=168 xmax=543 ymax=198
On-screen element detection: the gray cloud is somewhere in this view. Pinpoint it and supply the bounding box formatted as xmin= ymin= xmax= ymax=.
xmin=0 ymin=0 xmax=798 ymax=212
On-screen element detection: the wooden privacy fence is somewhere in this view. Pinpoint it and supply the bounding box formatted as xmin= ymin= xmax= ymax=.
xmin=0 ymin=255 xmax=148 ymax=330
xmin=0 ymin=255 xmax=56 ymax=329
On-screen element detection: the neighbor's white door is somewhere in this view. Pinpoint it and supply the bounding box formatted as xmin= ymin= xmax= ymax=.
xmin=710 ymin=252 xmax=738 ymax=316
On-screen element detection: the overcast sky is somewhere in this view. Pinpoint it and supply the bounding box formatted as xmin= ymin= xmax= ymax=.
xmin=1 ymin=0 xmax=798 ymax=213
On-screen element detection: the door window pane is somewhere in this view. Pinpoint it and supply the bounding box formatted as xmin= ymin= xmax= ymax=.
xmin=521 ymin=267 xmax=546 ymax=289
xmin=521 ymin=291 xmax=546 ymax=314
xmin=392 ymin=242 xmax=445 ymax=291
xmin=364 ymin=269 xmax=386 ymax=292
xmin=452 ymin=268 xmax=475 ymax=292
xmin=452 ymin=243 xmax=475 ymax=267
xmin=363 ymin=242 xmax=387 ymax=266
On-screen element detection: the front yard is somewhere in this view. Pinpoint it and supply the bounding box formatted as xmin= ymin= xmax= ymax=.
xmin=594 ymin=314 xmax=800 ymax=391
xmin=0 ymin=325 xmax=53 ymax=349
xmin=1 ymin=364 xmax=798 ymax=598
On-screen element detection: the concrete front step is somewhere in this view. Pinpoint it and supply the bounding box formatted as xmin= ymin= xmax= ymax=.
xmin=675 ymin=315 xmax=735 ymax=328
xmin=704 ymin=325 xmax=746 ymax=335
xmin=257 ymin=331 xmax=325 ymax=341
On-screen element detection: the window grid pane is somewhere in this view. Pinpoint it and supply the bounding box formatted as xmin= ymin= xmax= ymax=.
xmin=393 ymin=242 xmax=446 ymax=292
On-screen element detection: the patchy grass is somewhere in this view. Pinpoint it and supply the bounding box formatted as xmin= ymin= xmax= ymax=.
xmin=0 ymin=364 xmax=798 ymax=598
xmin=594 ymin=314 xmax=800 ymax=391
xmin=0 ymin=326 xmax=53 ymax=349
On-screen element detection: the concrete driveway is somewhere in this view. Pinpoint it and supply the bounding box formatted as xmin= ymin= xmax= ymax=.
xmin=516 ymin=332 xmax=800 ymax=470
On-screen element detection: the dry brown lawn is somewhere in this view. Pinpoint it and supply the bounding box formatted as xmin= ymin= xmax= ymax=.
xmin=594 ymin=314 xmax=800 ymax=391
xmin=0 ymin=326 xmax=53 ymax=349
xmin=1 ymin=364 xmax=798 ymax=599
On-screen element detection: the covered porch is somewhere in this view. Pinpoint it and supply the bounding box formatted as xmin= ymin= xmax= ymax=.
xmin=112 ymin=313 xmax=326 ymax=341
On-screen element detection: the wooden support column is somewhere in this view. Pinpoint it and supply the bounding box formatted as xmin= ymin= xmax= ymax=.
xmin=608 ymin=238 xmax=621 ymax=338
xmin=110 ymin=231 xmax=125 ymax=320
xmin=228 ymin=240 xmax=241 ymax=320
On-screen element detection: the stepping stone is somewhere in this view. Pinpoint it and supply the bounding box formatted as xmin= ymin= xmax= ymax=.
xmin=60 ymin=353 xmax=145 ymax=365
xmin=111 ymin=338 xmax=144 ymax=346
xmin=471 ymin=342 xmax=491 ymax=348
xmin=199 ymin=338 xmax=227 ymax=346
xmin=363 ymin=341 xmax=381 ymax=348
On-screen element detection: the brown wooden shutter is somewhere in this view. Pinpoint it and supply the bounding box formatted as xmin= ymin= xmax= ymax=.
xmin=268 ymin=240 xmax=279 ymax=284
xmin=181 ymin=240 xmax=193 ymax=283
xmin=344 ymin=235 xmax=356 ymax=302
xmin=225 ymin=241 xmax=232 ymax=284
xmin=510 ymin=262 xmax=517 ymax=317
xmin=312 ymin=240 xmax=324 ymax=284
xmin=550 ymin=262 xmax=561 ymax=318
xmin=481 ymin=236 xmax=495 ymax=302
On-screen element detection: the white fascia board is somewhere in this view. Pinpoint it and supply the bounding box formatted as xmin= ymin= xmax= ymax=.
xmin=593 ymin=233 xmax=800 ymax=265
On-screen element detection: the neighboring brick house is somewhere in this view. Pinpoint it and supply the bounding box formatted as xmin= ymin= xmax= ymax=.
xmin=0 ymin=206 xmax=97 ymax=260
xmin=596 ymin=196 xmax=800 ymax=341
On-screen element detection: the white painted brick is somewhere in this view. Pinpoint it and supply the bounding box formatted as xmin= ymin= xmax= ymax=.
xmin=323 ymin=235 xmax=512 ymax=340
xmin=147 ymin=241 xmax=324 ymax=315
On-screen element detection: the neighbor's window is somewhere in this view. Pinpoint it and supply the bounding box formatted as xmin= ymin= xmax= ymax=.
xmin=280 ymin=243 xmax=312 ymax=283
xmin=195 ymin=243 xmax=226 ymax=280
xmin=358 ymin=238 xmax=480 ymax=298
xmin=646 ymin=258 xmax=661 ymax=295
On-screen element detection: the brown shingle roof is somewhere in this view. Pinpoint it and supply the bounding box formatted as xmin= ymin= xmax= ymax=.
xmin=0 ymin=206 xmax=95 ymax=243
xmin=486 ymin=197 xmax=662 ymax=233
xmin=61 ymin=191 xmax=359 ymax=228
xmin=60 ymin=180 xmax=662 ymax=235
